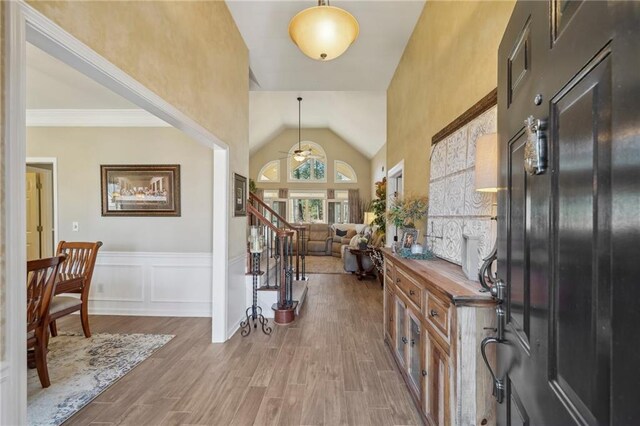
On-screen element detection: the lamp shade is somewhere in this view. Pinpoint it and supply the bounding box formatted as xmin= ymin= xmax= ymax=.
xmin=289 ymin=5 xmax=359 ymax=61
xmin=474 ymin=133 xmax=499 ymax=192
xmin=364 ymin=212 xmax=375 ymax=225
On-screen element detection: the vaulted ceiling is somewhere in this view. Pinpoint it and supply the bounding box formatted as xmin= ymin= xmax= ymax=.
xmin=250 ymin=91 xmax=386 ymax=158
xmin=228 ymin=0 xmax=426 ymax=158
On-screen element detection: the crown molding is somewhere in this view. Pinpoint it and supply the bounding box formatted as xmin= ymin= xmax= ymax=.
xmin=26 ymin=108 xmax=172 ymax=127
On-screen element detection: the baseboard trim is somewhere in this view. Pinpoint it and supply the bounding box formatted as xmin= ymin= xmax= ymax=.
xmin=89 ymin=307 xmax=211 ymax=318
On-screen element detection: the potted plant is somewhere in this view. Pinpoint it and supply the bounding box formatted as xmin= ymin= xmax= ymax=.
xmin=387 ymin=195 xmax=429 ymax=251
xmin=371 ymin=178 xmax=387 ymax=233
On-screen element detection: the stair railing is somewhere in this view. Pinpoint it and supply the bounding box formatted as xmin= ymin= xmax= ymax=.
xmin=247 ymin=204 xmax=297 ymax=324
xmin=248 ymin=193 xmax=306 ymax=281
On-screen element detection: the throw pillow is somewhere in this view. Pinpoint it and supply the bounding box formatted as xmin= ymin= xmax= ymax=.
xmin=336 ymin=228 xmax=347 ymax=237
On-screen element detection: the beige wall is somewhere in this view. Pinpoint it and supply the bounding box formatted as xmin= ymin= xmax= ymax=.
xmin=250 ymin=128 xmax=371 ymax=202
xmin=370 ymin=144 xmax=386 ymax=198
xmin=27 ymin=127 xmax=213 ymax=253
xmin=24 ymin=0 xmax=249 ymax=258
xmin=387 ymin=0 xmax=514 ymax=232
xmin=0 ymin=1 xmax=248 ymax=363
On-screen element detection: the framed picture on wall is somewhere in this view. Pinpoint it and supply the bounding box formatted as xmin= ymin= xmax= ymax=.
xmin=234 ymin=173 xmax=247 ymax=217
xmin=100 ymin=164 xmax=181 ymax=217
xmin=401 ymin=228 xmax=419 ymax=249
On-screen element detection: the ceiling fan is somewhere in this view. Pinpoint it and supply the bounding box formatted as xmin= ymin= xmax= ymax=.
xmin=280 ymin=97 xmax=325 ymax=162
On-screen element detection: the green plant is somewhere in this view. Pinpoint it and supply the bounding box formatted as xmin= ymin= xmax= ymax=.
xmin=387 ymin=194 xmax=428 ymax=228
xmin=249 ymin=179 xmax=257 ymax=194
xmin=371 ymin=178 xmax=387 ymax=233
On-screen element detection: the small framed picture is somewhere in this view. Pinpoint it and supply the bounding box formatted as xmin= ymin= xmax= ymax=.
xmin=234 ymin=173 xmax=247 ymax=217
xmin=401 ymin=228 xmax=419 ymax=249
xmin=100 ymin=164 xmax=180 ymax=217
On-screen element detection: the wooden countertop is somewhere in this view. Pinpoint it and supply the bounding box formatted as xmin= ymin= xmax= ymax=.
xmin=382 ymin=248 xmax=495 ymax=307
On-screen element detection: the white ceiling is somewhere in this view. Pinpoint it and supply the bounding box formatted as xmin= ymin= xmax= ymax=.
xmin=227 ymin=0 xmax=426 ymax=91
xmin=250 ymin=91 xmax=386 ymax=158
xmin=230 ymin=1 xmax=424 ymax=158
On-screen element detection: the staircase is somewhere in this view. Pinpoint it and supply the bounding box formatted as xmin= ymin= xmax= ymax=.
xmin=245 ymin=193 xmax=308 ymax=325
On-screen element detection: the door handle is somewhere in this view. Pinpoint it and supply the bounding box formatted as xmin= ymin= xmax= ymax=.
xmin=490 ymin=279 xmax=507 ymax=303
xmin=524 ymin=115 xmax=548 ymax=175
xmin=481 ymin=336 xmax=505 ymax=404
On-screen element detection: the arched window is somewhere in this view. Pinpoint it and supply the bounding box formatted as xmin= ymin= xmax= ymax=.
xmin=258 ymin=160 xmax=280 ymax=182
xmin=334 ymin=160 xmax=357 ymax=183
xmin=288 ymin=141 xmax=327 ymax=182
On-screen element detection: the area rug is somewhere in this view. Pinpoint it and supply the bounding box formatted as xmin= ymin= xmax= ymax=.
xmin=27 ymin=332 xmax=174 ymax=426
xmin=304 ymin=255 xmax=348 ymax=274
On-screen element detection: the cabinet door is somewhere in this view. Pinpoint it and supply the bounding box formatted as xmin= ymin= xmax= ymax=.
xmin=424 ymin=332 xmax=450 ymax=426
xmin=407 ymin=309 xmax=423 ymax=395
xmin=394 ymin=296 xmax=407 ymax=366
xmin=385 ymin=289 xmax=395 ymax=342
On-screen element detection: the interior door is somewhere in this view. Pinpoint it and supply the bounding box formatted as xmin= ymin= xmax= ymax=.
xmin=25 ymin=172 xmax=41 ymax=261
xmin=496 ymin=1 xmax=639 ymax=424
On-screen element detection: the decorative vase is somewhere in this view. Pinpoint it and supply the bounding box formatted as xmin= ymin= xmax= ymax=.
xmin=358 ymin=242 xmax=368 ymax=250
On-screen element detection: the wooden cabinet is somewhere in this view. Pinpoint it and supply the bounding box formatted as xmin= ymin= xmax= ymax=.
xmin=383 ymin=250 xmax=496 ymax=425
xmin=424 ymin=335 xmax=450 ymax=425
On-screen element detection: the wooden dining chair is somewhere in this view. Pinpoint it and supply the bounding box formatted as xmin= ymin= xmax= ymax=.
xmin=49 ymin=241 xmax=103 ymax=338
xmin=27 ymin=254 xmax=67 ymax=388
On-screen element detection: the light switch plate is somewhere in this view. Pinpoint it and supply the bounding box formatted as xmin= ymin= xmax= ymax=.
xmin=72 ymin=222 xmax=79 ymax=232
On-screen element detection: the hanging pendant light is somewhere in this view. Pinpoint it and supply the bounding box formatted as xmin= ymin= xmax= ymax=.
xmin=288 ymin=0 xmax=359 ymax=61
xmin=293 ymin=97 xmax=307 ymax=162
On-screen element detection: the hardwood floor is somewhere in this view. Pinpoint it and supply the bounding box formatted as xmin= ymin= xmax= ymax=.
xmin=58 ymin=273 xmax=423 ymax=425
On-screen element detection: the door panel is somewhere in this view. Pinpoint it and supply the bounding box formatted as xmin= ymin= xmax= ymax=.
xmin=425 ymin=335 xmax=450 ymax=426
xmin=25 ymin=172 xmax=40 ymax=261
xmin=497 ymin=0 xmax=640 ymax=425
xmin=496 ymin=1 xmax=638 ymax=424
xmin=507 ymin=134 xmax=529 ymax=349
xmin=550 ymin=50 xmax=612 ymax=425
xmin=395 ymin=296 xmax=407 ymax=366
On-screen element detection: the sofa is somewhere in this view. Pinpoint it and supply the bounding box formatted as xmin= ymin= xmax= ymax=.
xmin=330 ymin=223 xmax=368 ymax=257
xmin=294 ymin=223 xmax=332 ymax=256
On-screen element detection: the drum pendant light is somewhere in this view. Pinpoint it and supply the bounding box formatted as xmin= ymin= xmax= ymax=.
xmin=288 ymin=0 xmax=359 ymax=61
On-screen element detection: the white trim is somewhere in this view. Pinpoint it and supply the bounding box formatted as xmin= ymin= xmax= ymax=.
xmin=2 ymin=3 xmax=27 ymax=424
xmin=4 ymin=4 xmax=232 ymax=424
xmin=26 ymin=108 xmax=171 ymax=127
xmin=213 ymin=149 xmax=230 ymax=342
xmin=387 ymin=159 xmax=404 ymax=179
xmin=25 ymin=157 xmax=58 ymax=252
xmin=387 ymin=159 xmax=404 ymax=247
xmin=334 ymin=159 xmax=358 ymax=183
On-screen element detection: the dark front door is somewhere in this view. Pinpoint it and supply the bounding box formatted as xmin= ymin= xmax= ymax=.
xmin=496 ymin=1 xmax=639 ymax=424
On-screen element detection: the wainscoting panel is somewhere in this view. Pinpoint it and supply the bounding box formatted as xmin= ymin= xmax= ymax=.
xmin=227 ymin=254 xmax=250 ymax=338
xmin=88 ymin=252 xmax=212 ymax=317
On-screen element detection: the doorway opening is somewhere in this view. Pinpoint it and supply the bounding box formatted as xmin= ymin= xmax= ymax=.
xmin=387 ymin=160 xmax=404 ymax=247
xmin=25 ymin=159 xmax=56 ymax=260
xmin=3 ymin=3 xmax=231 ymax=425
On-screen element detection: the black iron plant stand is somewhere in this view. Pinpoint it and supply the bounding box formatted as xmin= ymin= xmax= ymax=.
xmin=241 ymin=252 xmax=272 ymax=336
